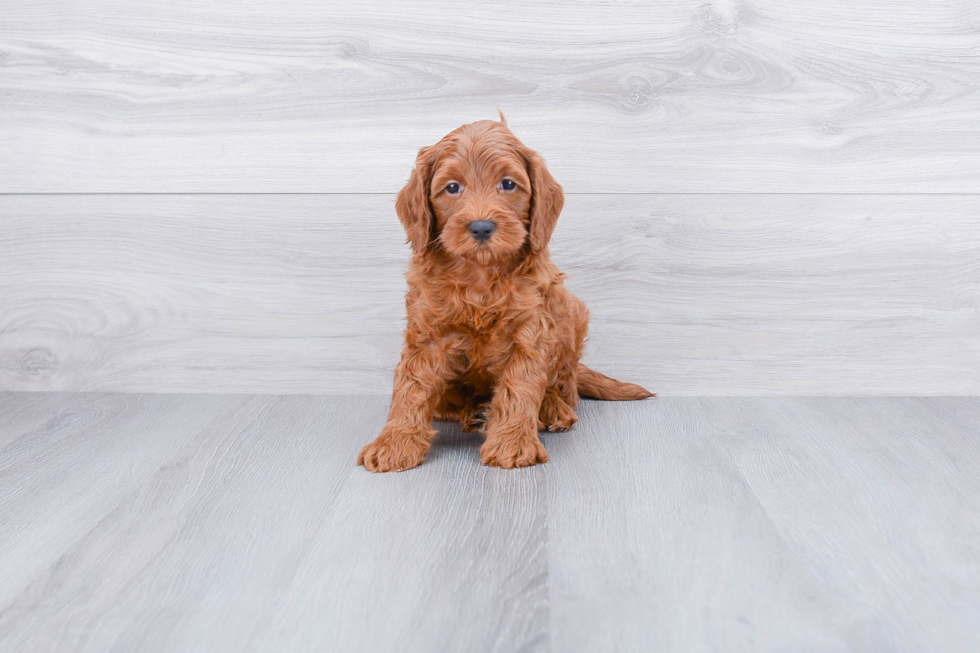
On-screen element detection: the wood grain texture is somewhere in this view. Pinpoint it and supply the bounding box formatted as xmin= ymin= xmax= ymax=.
xmin=2 ymin=193 xmax=978 ymax=395
xmin=2 ymin=392 xmax=979 ymax=651
xmin=2 ymin=0 xmax=979 ymax=192
xmin=0 ymin=392 xmax=547 ymax=653
xmin=544 ymin=396 xmax=980 ymax=652
xmin=249 ymin=424 xmax=548 ymax=653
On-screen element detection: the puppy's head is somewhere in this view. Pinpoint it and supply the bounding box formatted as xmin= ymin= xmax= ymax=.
xmin=396 ymin=116 xmax=563 ymax=263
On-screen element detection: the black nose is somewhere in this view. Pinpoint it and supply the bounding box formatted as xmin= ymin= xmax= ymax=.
xmin=468 ymin=220 xmax=496 ymax=241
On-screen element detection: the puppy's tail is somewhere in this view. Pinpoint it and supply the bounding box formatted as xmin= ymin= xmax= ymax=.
xmin=577 ymin=364 xmax=655 ymax=400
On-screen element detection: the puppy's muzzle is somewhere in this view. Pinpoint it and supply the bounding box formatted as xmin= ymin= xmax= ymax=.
xmin=468 ymin=220 xmax=496 ymax=242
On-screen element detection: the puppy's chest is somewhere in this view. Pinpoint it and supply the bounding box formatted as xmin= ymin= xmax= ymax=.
xmin=456 ymin=294 xmax=504 ymax=332
xmin=424 ymin=280 xmax=525 ymax=360
xmin=452 ymin=318 xmax=515 ymax=379
xmin=436 ymin=277 xmax=517 ymax=330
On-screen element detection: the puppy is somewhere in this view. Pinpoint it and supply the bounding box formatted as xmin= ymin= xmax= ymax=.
xmin=358 ymin=115 xmax=653 ymax=472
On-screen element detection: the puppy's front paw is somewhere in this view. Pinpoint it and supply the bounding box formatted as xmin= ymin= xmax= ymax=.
xmin=481 ymin=432 xmax=549 ymax=469
xmin=357 ymin=428 xmax=429 ymax=473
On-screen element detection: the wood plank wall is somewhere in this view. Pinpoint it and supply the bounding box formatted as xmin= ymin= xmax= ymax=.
xmin=2 ymin=0 xmax=978 ymax=394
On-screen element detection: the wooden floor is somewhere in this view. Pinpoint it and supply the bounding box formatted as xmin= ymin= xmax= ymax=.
xmin=2 ymin=392 xmax=978 ymax=652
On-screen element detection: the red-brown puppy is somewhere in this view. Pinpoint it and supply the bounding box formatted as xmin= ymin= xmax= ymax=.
xmin=358 ymin=116 xmax=653 ymax=472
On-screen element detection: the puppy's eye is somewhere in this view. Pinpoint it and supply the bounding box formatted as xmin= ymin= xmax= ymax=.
xmin=500 ymin=179 xmax=517 ymax=191
xmin=446 ymin=182 xmax=461 ymax=195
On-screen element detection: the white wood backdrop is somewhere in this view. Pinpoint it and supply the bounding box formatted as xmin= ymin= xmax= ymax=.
xmin=2 ymin=0 xmax=979 ymax=192
xmin=2 ymin=194 xmax=977 ymax=395
xmin=1 ymin=0 xmax=979 ymax=394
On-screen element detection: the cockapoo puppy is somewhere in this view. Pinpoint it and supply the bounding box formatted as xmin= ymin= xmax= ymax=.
xmin=359 ymin=116 xmax=653 ymax=472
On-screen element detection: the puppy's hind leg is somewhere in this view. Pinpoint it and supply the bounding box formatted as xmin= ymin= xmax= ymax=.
xmin=538 ymin=296 xmax=586 ymax=432
xmin=434 ymin=383 xmax=490 ymax=432
xmin=458 ymin=397 xmax=492 ymax=432
xmin=538 ymin=385 xmax=578 ymax=432
xmin=432 ymin=381 xmax=468 ymax=422
xmin=538 ymin=345 xmax=580 ymax=431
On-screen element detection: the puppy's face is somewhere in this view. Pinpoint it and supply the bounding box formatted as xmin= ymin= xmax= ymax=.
xmin=396 ymin=120 xmax=564 ymax=264
xmin=429 ymin=134 xmax=532 ymax=263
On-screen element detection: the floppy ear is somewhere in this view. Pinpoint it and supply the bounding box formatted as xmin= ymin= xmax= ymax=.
xmin=521 ymin=148 xmax=564 ymax=251
xmin=395 ymin=146 xmax=438 ymax=254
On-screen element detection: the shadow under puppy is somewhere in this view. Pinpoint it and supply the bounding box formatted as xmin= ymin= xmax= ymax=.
xmin=359 ymin=115 xmax=653 ymax=472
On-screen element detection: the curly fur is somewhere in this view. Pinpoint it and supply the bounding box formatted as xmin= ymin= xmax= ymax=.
xmin=358 ymin=116 xmax=653 ymax=472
